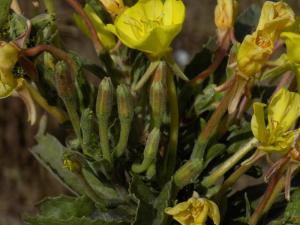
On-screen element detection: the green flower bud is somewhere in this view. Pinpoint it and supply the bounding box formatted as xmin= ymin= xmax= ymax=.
xmin=132 ymin=128 xmax=160 ymax=174
xmin=115 ymin=84 xmax=134 ymax=157
xmin=150 ymin=62 xmax=167 ymax=128
xmin=174 ymin=159 xmax=203 ymax=189
xmin=96 ymin=77 xmax=114 ymax=119
xmin=96 ymin=77 xmax=114 ymax=163
xmin=116 ymin=84 xmax=133 ymax=121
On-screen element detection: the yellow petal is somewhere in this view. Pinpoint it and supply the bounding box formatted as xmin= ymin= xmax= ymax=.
xmin=268 ymin=88 xmax=300 ymax=135
xmin=281 ymin=32 xmax=300 ymax=65
xmin=237 ymin=31 xmax=273 ymax=77
xmin=165 ymin=201 xmax=191 ymax=215
xmin=251 ymin=102 xmax=267 ymax=143
xmin=257 ymin=1 xmax=295 ymax=35
xmin=109 ymin=0 xmax=185 ymax=57
xmin=163 ymin=0 xmax=185 ymax=25
xmin=207 ymin=200 xmax=221 ymax=225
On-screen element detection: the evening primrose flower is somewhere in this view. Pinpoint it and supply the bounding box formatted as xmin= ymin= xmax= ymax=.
xmin=107 ymin=0 xmax=185 ymax=58
xmin=165 ymin=192 xmax=220 ymax=225
xmin=256 ymin=1 xmax=295 ymax=38
xmin=74 ymin=4 xmax=116 ymax=49
xmin=99 ymin=0 xmax=125 ymax=17
xmin=251 ymin=88 xmax=300 ymax=153
xmin=237 ymin=30 xmax=274 ymax=78
xmin=0 ymin=41 xmax=22 ymax=98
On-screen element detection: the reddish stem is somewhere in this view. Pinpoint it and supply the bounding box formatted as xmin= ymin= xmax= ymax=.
xmin=22 ymin=44 xmax=76 ymax=74
xmin=64 ymin=0 xmax=103 ymax=54
xmin=249 ymin=156 xmax=290 ymax=225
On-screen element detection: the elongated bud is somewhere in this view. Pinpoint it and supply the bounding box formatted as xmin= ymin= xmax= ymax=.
xmin=55 ymin=61 xmax=73 ymax=98
xmin=150 ymin=62 xmax=166 ymax=128
xmin=96 ymin=77 xmax=114 ymax=120
xmin=146 ymin=161 xmax=156 ymax=179
xmin=174 ymin=159 xmax=203 ymax=188
xmin=131 ymin=128 xmax=160 ymax=173
xmin=96 ymin=77 xmax=114 ymax=164
xmin=117 ymin=84 xmax=133 ymax=121
xmin=81 ymin=108 xmax=101 ymax=159
xmin=99 ymin=0 xmax=125 ymax=17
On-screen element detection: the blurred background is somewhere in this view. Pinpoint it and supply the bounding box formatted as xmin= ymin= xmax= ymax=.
xmin=0 ymin=0 xmax=300 ymax=224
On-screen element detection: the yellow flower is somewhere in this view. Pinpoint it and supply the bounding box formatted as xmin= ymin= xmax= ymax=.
xmin=74 ymin=4 xmax=116 ymax=50
xmin=0 ymin=41 xmax=22 ymax=99
xmin=251 ymin=88 xmax=300 ymax=153
xmin=237 ymin=30 xmax=274 ymax=77
xmin=256 ymin=1 xmax=295 ymax=38
xmin=165 ymin=193 xmax=220 ymax=225
xmin=107 ymin=0 xmax=185 ymax=58
xmin=214 ymin=0 xmax=238 ymax=31
xmin=99 ymin=0 xmax=125 ymax=17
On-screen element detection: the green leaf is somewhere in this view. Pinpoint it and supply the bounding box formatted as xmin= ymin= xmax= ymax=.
xmin=130 ymin=176 xmax=156 ymax=225
xmin=38 ymin=195 xmax=94 ymax=219
xmin=9 ymin=13 xmax=27 ymax=39
xmin=284 ymin=188 xmax=300 ymax=223
xmin=31 ymin=117 xmax=84 ymax=194
xmin=0 ymin=0 xmax=11 ymax=27
xmin=25 ymin=216 xmax=125 ymax=225
xmin=152 ymin=180 xmax=174 ymax=225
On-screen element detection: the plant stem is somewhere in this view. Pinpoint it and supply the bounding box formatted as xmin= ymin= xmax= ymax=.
xmin=22 ymin=45 xmax=76 ymax=75
xmin=202 ymin=138 xmax=258 ymax=188
xmin=162 ymin=72 xmax=179 ymax=182
xmin=216 ymin=151 xmax=264 ymax=199
xmin=249 ymin=157 xmax=289 ymax=225
xmin=64 ymin=0 xmax=104 ymax=54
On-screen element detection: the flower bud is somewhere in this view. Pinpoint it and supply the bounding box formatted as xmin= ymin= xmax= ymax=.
xmin=116 ymin=84 xmax=133 ymax=121
xmin=0 ymin=41 xmax=20 ymax=98
xmin=55 ymin=61 xmax=73 ymax=98
xmin=214 ymin=0 xmax=238 ymax=40
xmin=96 ymin=77 xmax=114 ymax=120
xmin=174 ymin=159 xmax=203 ymax=189
xmin=99 ymin=0 xmax=125 ymax=17
xmin=131 ymin=128 xmax=160 ymax=173
xmin=150 ymin=63 xmax=166 ymax=128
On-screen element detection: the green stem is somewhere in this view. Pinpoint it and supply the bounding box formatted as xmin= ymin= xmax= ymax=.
xmin=162 ymin=72 xmax=179 ymax=181
xmin=133 ymin=61 xmax=160 ymax=91
xmin=202 ymin=138 xmax=258 ymax=188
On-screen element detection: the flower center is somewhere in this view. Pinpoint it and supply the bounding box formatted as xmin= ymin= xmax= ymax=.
xmin=123 ymin=14 xmax=164 ymax=38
